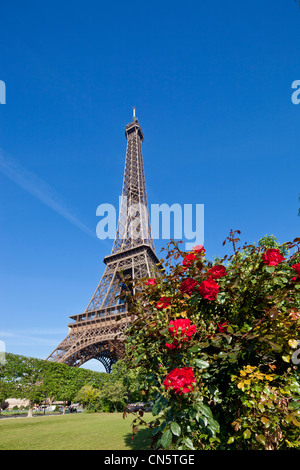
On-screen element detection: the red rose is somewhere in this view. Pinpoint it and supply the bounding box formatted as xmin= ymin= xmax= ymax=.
xmin=292 ymin=263 xmax=300 ymax=275
xmin=182 ymin=253 xmax=196 ymax=268
xmin=168 ymin=318 xmax=197 ymax=340
xmin=290 ymin=310 xmax=300 ymax=320
xmin=180 ymin=278 xmax=198 ymax=294
xmin=218 ymin=322 xmax=228 ymax=333
xmin=166 ymin=319 xmax=196 ymax=350
xmin=193 ymin=245 xmax=205 ymax=254
xmin=156 ymin=297 xmax=171 ymax=310
xmin=291 ymin=264 xmax=300 ymax=283
xmin=198 ymin=278 xmax=219 ymax=301
xmin=163 ymin=367 xmax=196 ymax=395
xmin=146 ymin=278 xmax=156 ymax=286
xmin=262 ymin=248 xmax=285 ymax=266
xmin=166 ymin=340 xmax=178 ymax=350
xmin=207 ymin=265 xmax=227 ymax=279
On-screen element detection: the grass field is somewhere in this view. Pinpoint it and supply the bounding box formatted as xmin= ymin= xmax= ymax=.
xmin=0 ymin=412 xmax=152 ymax=450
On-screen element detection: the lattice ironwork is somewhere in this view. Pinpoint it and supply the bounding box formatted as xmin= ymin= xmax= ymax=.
xmin=47 ymin=110 xmax=159 ymax=372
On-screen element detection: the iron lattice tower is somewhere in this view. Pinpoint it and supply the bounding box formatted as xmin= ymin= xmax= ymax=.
xmin=47 ymin=110 xmax=159 ymax=372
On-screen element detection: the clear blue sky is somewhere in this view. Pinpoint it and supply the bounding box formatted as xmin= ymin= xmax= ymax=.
xmin=0 ymin=0 xmax=299 ymax=372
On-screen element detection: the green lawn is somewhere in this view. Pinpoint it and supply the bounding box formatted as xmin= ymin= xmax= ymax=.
xmin=0 ymin=412 xmax=152 ymax=450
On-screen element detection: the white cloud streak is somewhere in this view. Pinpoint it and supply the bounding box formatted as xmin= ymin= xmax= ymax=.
xmin=0 ymin=328 xmax=66 ymax=347
xmin=0 ymin=149 xmax=95 ymax=237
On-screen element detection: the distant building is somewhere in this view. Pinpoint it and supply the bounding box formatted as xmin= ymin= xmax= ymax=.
xmin=5 ymin=398 xmax=30 ymax=409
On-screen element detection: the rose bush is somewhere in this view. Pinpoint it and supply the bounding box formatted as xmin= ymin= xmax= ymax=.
xmin=124 ymin=231 xmax=300 ymax=450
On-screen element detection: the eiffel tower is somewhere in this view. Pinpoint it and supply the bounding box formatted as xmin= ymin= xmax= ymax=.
xmin=47 ymin=109 xmax=160 ymax=372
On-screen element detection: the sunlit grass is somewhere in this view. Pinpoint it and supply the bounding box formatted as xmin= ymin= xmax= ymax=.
xmin=0 ymin=412 xmax=152 ymax=450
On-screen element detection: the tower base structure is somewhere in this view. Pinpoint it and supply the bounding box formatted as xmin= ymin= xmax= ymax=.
xmin=47 ymin=245 xmax=159 ymax=372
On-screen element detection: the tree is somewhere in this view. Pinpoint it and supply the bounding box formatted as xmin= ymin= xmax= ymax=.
xmin=2 ymin=354 xmax=45 ymax=417
xmin=0 ymin=371 xmax=12 ymax=406
xmin=99 ymin=379 xmax=127 ymax=412
xmin=0 ymin=353 xmax=108 ymax=416
xmin=75 ymin=385 xmax=100 ymax=409
xmin=124 ymin=232 xmax=300 ymax=450
xmin=111 ymin=360 xmax=147 ymax=403
xmin=42 ymin=361 xmax=79 ymax=413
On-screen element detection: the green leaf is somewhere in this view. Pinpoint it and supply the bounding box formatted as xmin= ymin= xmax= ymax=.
xmin=289 ymin=380 xmax=300 ymax=394
xmin=207 ymin=417 xmax=220 ymax=436
xmin=170 ymin=421 xmax=181 ymax=436
xmin=135 ymin=353 xmax=144 ymax=365
xmin=152 ymin=401 xmax=160 ymax=416
xmin=199 ymin=341 xmax=209 ymax=348
xmin=243 ymin=429 xmax=251 ymax=439
xmin=227 ymin=436 xmax=235 ymax=444
xmin=196 ymin=415 xmax=208 ymax=428
xmin=265 ymin=266 xmax=275 ymax=274
xmin=218 ymin=351 xmax=227 ymax=358
xmin=152 ymin=395 xmax=168 ymax=416
xmin=292 ymin=417 xmax=300 ymax=427
xmin=194 ymin=359 xmax=210 ymax=369
xmin=161 ymin=429 xmax=172 ymax=449
xmin=159 ymin=328 xmax=168 ymax=335
xmin=268 ymin=341 xmax=282 ymax=352
xmin=261 ymin=416 xmax=270 ymax=428
xmin=183 ymin=437 xmax=195 ymax=450
xmin=255 ymin=434 xmax=266 ymax=446
xmin=197 ymin=401 xmax=213 ymax=419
